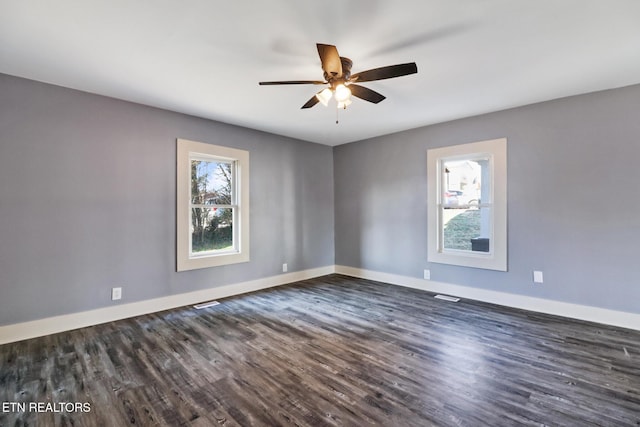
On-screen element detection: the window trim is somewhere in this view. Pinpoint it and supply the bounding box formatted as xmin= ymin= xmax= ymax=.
xmin=176 ymin=138 xmax=250 ymax=271
xmin=427 ymin=138 xmax=507 ymax=271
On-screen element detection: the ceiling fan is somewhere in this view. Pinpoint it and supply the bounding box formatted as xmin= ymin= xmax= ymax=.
xmin=259 ymin=43 xmax=418 ymax=109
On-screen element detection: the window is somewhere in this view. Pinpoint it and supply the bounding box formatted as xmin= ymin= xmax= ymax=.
xmin=427 ymin=138 xmax=507 ymax=271
xmin=177 ymin=139 xmax=249 ymax=271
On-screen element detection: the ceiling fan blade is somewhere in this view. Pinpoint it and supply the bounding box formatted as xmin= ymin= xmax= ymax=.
xmin=317 ymin=43 xmax=342 ymax=78
xmin=259 ymin=80 xmax=325 ymax=85
xmin=301 ymin=95 xmax=320 ymax=109
xmin=348 ymin=84 xmax=386 ymax=104
xmin=351 ymin=62 xmax=418 ymax=82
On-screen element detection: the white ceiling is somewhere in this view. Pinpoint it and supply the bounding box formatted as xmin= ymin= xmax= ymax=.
xmin=2 ymin=1 xmax=640 ymax=146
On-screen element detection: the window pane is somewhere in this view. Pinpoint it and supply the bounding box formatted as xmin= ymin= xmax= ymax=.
xmin=191 ymin=207 xmax=234 ymax=253
xmin=442 ymin=156 xmax=491 ymax=253
xmin=443 ymin=207 xmax=490 ymax=252
xmin=191 ymin=160 xmax=233 ymax=205
xmin=442 ymin=157 xmax=486 ymax=207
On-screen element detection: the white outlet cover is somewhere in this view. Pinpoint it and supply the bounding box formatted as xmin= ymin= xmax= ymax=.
xmin=111 ymin=287 xmax=122 ymax=300
xmin=533 ymin=271 xmax=544 ymax=283
xmin=282 ymin=263 xmax=288 ymax=273
xmin=424 ymin=269 xmax=431 ymax=280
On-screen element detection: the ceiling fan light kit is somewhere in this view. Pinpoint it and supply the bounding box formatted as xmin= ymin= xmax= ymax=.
xmin=316 ymin=88 xmax=333 ymax=106
xmin=334 ymin=84 xmax=352 ymax=102
xmin=259 ymin=43 xmax=418 ymax=111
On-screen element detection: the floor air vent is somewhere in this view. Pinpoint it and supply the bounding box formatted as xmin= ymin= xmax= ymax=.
xmin=193 ymin=300 xmax=220 ymax=309
xmin=434 ymin=294 xmax=460 ymax=302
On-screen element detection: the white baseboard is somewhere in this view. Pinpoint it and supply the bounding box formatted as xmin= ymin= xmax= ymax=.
xmin=0 ymin=266 xmax=335 ymax=345
xmin=3 ymin=264 xmax=638 ymax=345
xmin=335 ymin=265 xmax=640 ymax=332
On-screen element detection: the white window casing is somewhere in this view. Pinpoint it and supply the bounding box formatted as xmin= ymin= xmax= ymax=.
xmin=427 ymin=138 xmax=507 ymax=271
xmin=176 ymin=138 xmax=250 ymax=271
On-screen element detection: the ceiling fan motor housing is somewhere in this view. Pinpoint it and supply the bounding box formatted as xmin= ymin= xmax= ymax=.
xmin=324 ymin=57 xmax=353 ymax=85
xmin=339 ymin=57 xmax=352 ymax=81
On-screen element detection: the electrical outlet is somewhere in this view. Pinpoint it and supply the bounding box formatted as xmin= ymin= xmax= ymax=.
xmin=282 ymin=263 xmax=288 ymax=273
xmin=533 ymin=271 xmax=544 ymax=284
xmin=111 ymin=287 xmax=122 ymax=301
xmin=424 ymin=269 xmax=431 ymax=280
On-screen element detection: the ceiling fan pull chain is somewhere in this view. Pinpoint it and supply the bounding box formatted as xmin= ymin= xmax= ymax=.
xmin=336 ymin=107 xmax=339 ymax=124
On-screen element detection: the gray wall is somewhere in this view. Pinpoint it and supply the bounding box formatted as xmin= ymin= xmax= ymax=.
xmin=3 ymin=72 xmax=640 ymax=326
xmin=0 ymin=74 xmax=335 ymax=325
xmin=334 ymin=84 xmax=640 ymax=314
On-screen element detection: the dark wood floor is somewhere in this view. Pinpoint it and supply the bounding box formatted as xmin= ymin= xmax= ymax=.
xmin=1 ymin=274 xmax=639 ymax=426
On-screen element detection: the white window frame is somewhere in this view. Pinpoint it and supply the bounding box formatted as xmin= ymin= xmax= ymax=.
xmin=427 ymin=138 xmax=507 ymax=271
xmin=177 ymin=138 xmax=250 ymax=271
